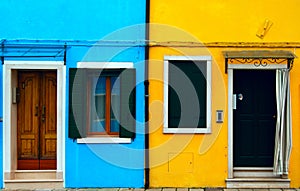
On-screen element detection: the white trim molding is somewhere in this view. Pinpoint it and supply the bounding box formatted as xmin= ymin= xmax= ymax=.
xmin=227 ymin=63 xmax=290 ymax=187
xmin=77 ymin=62 xmax=133 ymax=69
xmin=228 ymin=63 xmax=288 ymax=70
xmin=77 ymin=137 xmax=131 ymax=144
xmin=163 ymin=56 xmax=212 ymax=134
xmin=3 ymin=61 xmax=66 ymax=184
xmin=227 ymin=69 xmax=234 ymax=178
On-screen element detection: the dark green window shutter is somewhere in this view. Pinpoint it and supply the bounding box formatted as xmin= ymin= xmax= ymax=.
xmin=168 ymin=86 xmax=181 ymax=128
xmin=168 ymin=61 xmax=207 ymax=128
xmin=119 ymin=69 xmax=136 ymax=139
xmin=69 ymin=68 xmax=87 ymax=139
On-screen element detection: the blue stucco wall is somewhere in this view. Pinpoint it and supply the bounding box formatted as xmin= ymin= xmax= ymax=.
xmin=0 ymin=0 xmax=145 ymax=41
xmin=0 ymin=64 xmax=3 ymax=188
xmin=65 ymin=45 xmax=145 ymax=188
xmin=0 ymin=0 xmax=146 ymax=188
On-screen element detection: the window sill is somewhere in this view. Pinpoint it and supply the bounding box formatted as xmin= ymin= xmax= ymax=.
xmin=77 ymin=137 xmax=132 ymax=144
xmin=163 ymin=127 xmax=211 ymax=134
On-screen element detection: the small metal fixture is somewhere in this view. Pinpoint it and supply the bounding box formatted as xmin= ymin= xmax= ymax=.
xmin=233 ymin=94 xmax=237 ymax=110
xmin=256 ymin=19 xmax=273 ymax=39
xmin=12 ymin=87 xmax=17 ymax=104
xmin=216 ymin=110 xmax=223 ymax=123
xmin=238 ymin=93 xmax=243 ymax=101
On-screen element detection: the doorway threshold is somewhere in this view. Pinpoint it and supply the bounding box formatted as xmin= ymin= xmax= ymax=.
xmin=226 ymin=167 xmax=290 ymax=188
xmin=233 ymin=167 xmax=279 ymax=178
xmin=4 ymin=170 xmax=63 ymax=189
xmin=226 ymin=178 xmax=290 ymax=188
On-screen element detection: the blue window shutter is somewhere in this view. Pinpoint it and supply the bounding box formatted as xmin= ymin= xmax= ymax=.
xmin=119 ymin=69 xmax=136 ymax=139
xmin=69 ymin=68 xmax=87 ymax=139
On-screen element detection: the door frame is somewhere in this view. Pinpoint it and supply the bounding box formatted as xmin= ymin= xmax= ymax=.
xmin=3 ymin=61 xmax=65 ymax=180
xmin=227 ymin=63 xmax=288 ymax=178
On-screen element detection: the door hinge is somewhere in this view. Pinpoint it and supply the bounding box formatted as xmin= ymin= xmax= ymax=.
xmin=12 ymin=87 xmax=20 ymax=104
xmin=233 ymin=94 xmax=237 ymax=110
xmin=16 ymin=87 xmax=20 ymax=103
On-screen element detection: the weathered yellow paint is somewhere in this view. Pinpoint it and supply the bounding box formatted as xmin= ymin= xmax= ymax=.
xmin=149 ymin=0 xmax=300 ymax=188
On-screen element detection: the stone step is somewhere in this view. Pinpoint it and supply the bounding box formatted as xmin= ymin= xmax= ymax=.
xmin=233 ymin=167 xmax=280 ymax=178
xmin=4 ymin=179 xmax=63 ymax=190
xmin=4 ymin=170 xmax=63 ymax=189
xmin=226 ymin=178 xmax=290 ymax=188
xmin=12 ymin=170 xmax=59 ymax=179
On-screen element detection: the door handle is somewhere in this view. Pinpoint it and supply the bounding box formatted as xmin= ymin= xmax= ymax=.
xmin=35 ymin=105 xmax=39 ymax=116
xmin=41 ymin=105 xmax=46 ymax=122
xmin=233 ymin=93 xmax=243 ymax=110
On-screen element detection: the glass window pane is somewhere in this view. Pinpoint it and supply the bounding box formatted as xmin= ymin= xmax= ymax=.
xmin=90 ymin=76 xmax=106 ymax=133
xmin=110 ymin=120 xmax=119 ymax=133
xmin=95 ymin=94 xmax=105 ymax=120
xmin=91 ymin=120 xmax=105 ymax=133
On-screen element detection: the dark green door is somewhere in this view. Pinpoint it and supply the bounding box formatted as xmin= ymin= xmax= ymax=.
xmin=233 ymin=70 xmax=276 ymax=167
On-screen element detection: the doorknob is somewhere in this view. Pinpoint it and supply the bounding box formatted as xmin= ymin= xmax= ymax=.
xmin=238 ymin=93 xmax=243 ymax=101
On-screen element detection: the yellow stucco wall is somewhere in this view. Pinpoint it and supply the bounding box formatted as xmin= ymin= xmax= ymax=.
xmin=150 ymin=0 xmax=300 ymax=42
xmin=149 ymin=0 xmax=300 ymax=188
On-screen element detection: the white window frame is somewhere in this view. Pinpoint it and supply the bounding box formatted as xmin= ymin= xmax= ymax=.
xmin=163 ymin=56 xmax=212 ymax=134
xmin=76 ymin=62 xmax=133 ymax=144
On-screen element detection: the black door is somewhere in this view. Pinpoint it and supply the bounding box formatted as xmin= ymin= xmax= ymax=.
xmin=233 ymin=70 xmax=276 ymax=167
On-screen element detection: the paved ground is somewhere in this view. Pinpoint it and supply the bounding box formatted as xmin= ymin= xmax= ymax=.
xmin=2 ymin=188 xmax=300 ymax=191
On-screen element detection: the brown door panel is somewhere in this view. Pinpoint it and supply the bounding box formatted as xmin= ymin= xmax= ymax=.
xmin=17 ymin=71 xmax=57 ymax=170
xmin=17 ymin=72 xmax=40 ymax=160
xmin=40 ymin=159 xmax=57 ymax=170
xmin=40 ymin=71 xmax=57 ymax=160
xmin=17 ymin=160 xmax=40 ymax=170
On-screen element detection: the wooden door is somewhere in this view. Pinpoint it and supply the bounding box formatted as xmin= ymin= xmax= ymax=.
xmin=17 ymin=71 xmax=57 ymax=170
xmin=233 ymin=70 xmax=276 ymax=167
